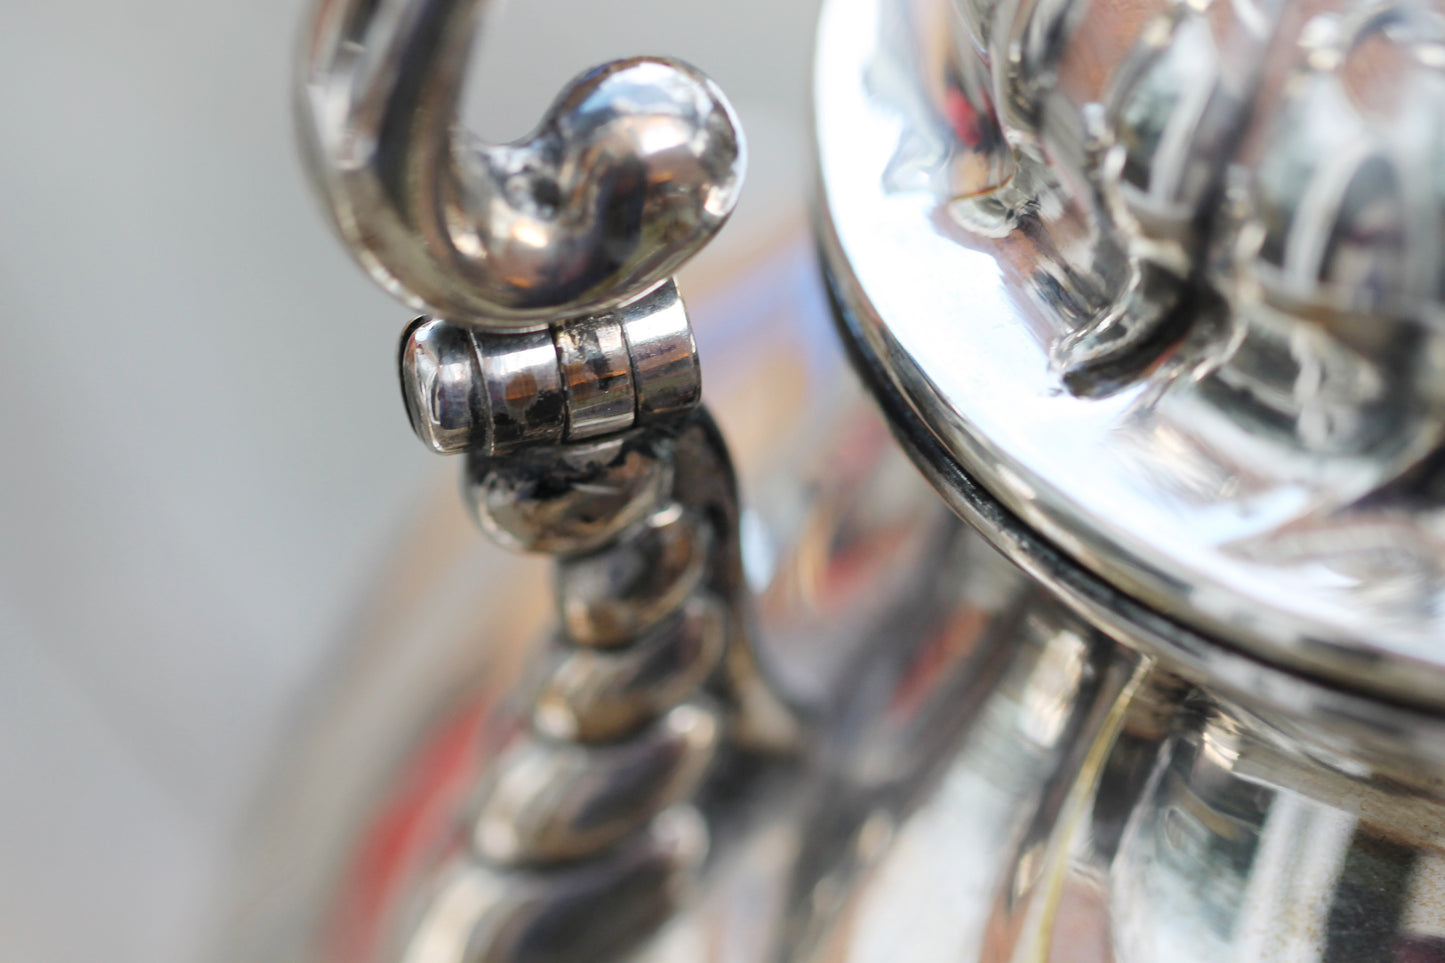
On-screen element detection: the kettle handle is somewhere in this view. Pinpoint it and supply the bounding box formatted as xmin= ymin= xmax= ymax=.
xmin=296 ymin=0 xmax=745 ymax=327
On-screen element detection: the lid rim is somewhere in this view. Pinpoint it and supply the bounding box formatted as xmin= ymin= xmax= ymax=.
xmin=813 ymin=0 xmax=1445 ymax=707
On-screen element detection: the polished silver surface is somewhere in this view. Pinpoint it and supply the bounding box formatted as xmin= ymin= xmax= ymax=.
xmin=466 ymin=433 xmax=675 ymax=556
xmin=532 ymin=595 xmax=727 ymax=742
xmin=400 ymin=280 xmax=699 ymax=455
xmin=557 ymin=505 xmax=712 ymax=647
xmin=283 ymin=0 xmax=1445 ymax=957
xmin=787 ymin=590 xmax=1445 ymax=963
xmin=228 ymin=222 xmax=1445 ymax=962
xmin=221 ymin=245 xmax=997 ymax=961
xmin=398 ymin=807 xmax=709 ymax=963
xmin=808 ymin=0 xmax=1445 ymax=954
xmin=381 ymin=408 xmax=784 ymax=963
xmin=297 ymin=0 xmax=745 ymax=326
xmin=621 ymin=284 xmax=703 ymax=421
xmin=470 ymin=701 xmax=720 ymax=865
xmin=816 ymin=0 xmax=1445 ymax=703
xmin=296 ymin=0 xmax=773 ymax=955
xmin=555 ymin=314 xmax=636 ymax=440
xmin=475 ymin=328 xmax=568 ymax=451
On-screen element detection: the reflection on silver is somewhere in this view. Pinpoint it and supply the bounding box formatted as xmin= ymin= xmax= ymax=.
xmin=294 ymin=0 xmax=771 ymax=957
xmin=533 ymin=595 xmax=727 ymax=742
xmin=817 ymin=0 xmax=1445 ymax=703
xmin=400 ymin=281 xmax=699 ymax=455
xmin=297 ymin=0 xmax=744 ymax=325
xmin=470 ymin=701 xmax=720 ymax=865
xmin=230 ymin=230 xmax=1445 ymax=961
xmin=817 ymin=605 xmax=1445 ymax=963
xmin=400 ymin=807 xmax=709 ymax=963
xmin=557 ymin=505 xmax=712 ymax=647
xmin=811 ymin=0 xmax=1445 ymax=954
xmin=465 ymin=431 xmax=674 ymax=557
xmin=278 ymin=0 xmax=1445 ymax=955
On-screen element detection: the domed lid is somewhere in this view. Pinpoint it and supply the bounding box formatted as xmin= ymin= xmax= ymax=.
xmin=815 ymin=0 xmax=1445 ymax=706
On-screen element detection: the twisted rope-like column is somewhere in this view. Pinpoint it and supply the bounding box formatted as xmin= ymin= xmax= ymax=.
xmin=296 ymin=1 xmax=795 ymax=958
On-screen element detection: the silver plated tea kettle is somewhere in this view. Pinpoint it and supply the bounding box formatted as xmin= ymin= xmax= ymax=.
xmin=234 ymin=0 xmax=1445 ymax=959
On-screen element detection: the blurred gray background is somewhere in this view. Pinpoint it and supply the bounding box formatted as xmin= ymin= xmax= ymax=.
xmin=0 ymin=1 xmax=820 ymax=960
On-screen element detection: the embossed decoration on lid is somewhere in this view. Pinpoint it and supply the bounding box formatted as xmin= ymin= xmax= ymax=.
xmin=816 ymin=0 xmax=1445 ymax=703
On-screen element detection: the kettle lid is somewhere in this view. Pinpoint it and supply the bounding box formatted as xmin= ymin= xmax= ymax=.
xmin=816 ymin=0 xmax=1445 ymax=707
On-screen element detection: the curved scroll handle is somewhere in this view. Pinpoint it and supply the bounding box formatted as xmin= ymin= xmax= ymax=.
xmin=297 ymin=0 xmax=746 ymax=327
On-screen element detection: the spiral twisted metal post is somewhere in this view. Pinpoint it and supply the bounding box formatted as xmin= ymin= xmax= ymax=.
xmin=296 ymin=1 xmax=792 ymax=959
